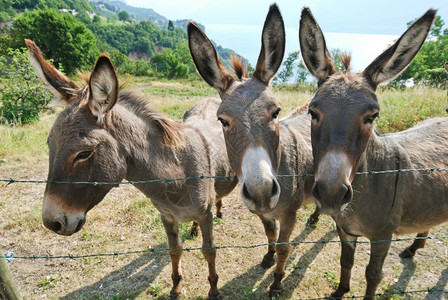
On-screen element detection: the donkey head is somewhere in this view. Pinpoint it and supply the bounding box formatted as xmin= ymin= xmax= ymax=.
xmin=299 ymin=8 xmax=436 ymax=215
xmin=26 ymin=40 xmax=127 ymax=235
xmin=188 ymin=4 xmax=285 ymax=214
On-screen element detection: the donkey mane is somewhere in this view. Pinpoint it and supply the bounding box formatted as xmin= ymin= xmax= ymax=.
xmin=74 ymin=77 xmax=185 ymax=148
xmin=231 ymin=55 xmax=249 ymax=80
xmin=119 ymin=92 xmax=185 ymax=148
xmin=339 ymin=53 xmax=352 ymax=72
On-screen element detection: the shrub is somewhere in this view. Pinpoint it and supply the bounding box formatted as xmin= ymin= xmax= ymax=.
xmin=0 ymin=48 xmax=52 ymax=125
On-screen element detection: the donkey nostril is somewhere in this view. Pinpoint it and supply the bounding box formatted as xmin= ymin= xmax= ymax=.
xmin=341 ymin=184 xmax=353 ymax=204
xmin=75 ymin=217 xmax=86 ymax=233
xmin=271 ymin=181 xmax=278 ymax=197
xmin=50 ymin=220 xmax=62 ymax=233
xmin=242 ymin=183 xmax=251 ymax=200
xmin=312 ymin=182 xmax=321 ymax=201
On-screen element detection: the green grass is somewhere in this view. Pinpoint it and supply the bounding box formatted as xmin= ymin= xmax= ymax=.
xmin=375 ymin=86 xmax=447 ymax=133
xmin=0 ymin=111 xmax=55 ymax=159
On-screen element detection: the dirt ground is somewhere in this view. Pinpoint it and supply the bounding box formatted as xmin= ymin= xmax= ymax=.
xmin=1 ymin=155 xmax=448 ymax=299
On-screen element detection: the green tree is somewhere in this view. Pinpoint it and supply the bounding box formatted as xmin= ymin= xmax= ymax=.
xmin=150 ymin=44 xmax=193 ymax=79
xmin=0 ymin=47 xmax=52 ymax=124
xmin=118 ymin=10 xmax=130 ymax=22
xmin=168 ymin=20 xmax=174 ymax=32
xmin=397 ymin=16 xmax=448 ymax=86
xmin=295 ymin=60 xmax=309 ymax=84
xmin=0 ymin=0 xmax=15 ymax=21
xmin=92 ymin=13 xmax=101 ymax=23
xmin=276 ymin=51 xmax=300 ymax=84
xmin=76 ymin=10 xmax=91 ymax=25
xmin=9 ymin=8 xmax=99 ymax=74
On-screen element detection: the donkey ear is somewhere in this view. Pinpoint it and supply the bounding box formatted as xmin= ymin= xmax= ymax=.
xmin=363 ymin=9 xmax=437 ymax=89
xmin=299 ymin=7 xmax=336 ymax=86
xmin=88 ymin=54 xmax=119 ymax=123
xmin=253 ymin=4 xmax=285 ymax=84
xmin=25 ymin=39 xmax=78 ymax=105
xmin=188 ymin=21 xmax=233 ymax=94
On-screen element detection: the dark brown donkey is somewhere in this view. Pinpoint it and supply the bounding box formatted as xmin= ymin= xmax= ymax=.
xmin=188 ymin=4 xmax=319 ymax=297
xmin=25 ymin=39 xmax=237 ymax=300
xmin=300 ymin=8 xmax=448 ymax=299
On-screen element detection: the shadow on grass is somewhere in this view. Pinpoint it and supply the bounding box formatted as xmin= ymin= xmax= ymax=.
xmin=218 ymin=224 xmax=336 ymax=299
xmin=60 ymin=242 xmax=171 ymax=299
xmin=277 ymin=228 xmax=338 ymax=299
xmin=384 ymin=257 xmax=416 ymax=299
xmin=423 ymin=267 xmax=448 ymax=300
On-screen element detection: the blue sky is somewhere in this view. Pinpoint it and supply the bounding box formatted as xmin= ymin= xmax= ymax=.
xmin=125 ymin=0 xmax=448 ymax=71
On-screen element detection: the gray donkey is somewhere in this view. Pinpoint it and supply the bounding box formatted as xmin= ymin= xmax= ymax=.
xmin=188 ymin=4 xmax=319 ymax=297
xmin=25 ymin=39 xmax=237 ymax=300
xmin=300 ymin=7 xmax=448 ymax=299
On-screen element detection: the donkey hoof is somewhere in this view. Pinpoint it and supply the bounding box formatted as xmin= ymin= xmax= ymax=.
xmin=330 ymin=287 xmax=349 ymax=298
xmin=399 ymin=247 xmax=415 ymax=259
xmin=269 ymin=288 xmax=281 ymax=299
xmin=216 ymin=212 xmax=223 ymax=219
xmin=261 ymin=257 xmax=275 ymax=269
xmin=208 ymin=295 xmax=220 ymax=300
xmin=170 ymin=294 xmax=180 ymax=300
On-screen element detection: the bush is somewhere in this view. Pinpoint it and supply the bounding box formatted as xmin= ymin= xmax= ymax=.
xmin=0 ymin=48 xmax=52 ymax=125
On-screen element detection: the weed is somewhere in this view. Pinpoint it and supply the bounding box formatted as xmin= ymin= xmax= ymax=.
xmin=37 ymin=274 xmax=61 ymax=288
xmin=324 ymin=270 xmax=340 ymax=289
xmin=147 ymin=283 xmax=163 ymax=296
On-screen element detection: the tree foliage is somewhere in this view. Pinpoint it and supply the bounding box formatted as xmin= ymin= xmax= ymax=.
xmin=396 ymin=16 xmax=448 ymax=86
xmin=1 ymin=1 xmax=244 ymax=81
xmin=118 ymin=10 xmax=130 ymax=22
xmin=0 ymin=0 xmax=16 ymax=21
xmin=8 ymin=8 xmax=99 ymax=74
xmin=0 ymin=48 xmax=52 ymax=124
xmin=11 ymin=0 xmax=92 ymax=12
xmin=150 ymin=44 xmax=194 ymax=79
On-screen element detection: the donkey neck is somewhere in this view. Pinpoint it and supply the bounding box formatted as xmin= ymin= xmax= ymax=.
xmin=107 ymin=93 xmax=188 ymax=186
xmin=360 ymin=130 xmax=404 ymax=172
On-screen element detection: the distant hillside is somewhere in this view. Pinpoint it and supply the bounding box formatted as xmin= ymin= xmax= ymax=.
xmin=88 ymin=0 xmax=248 ymax=67
xmin=90 ymin=0 xmax=167 ymax=25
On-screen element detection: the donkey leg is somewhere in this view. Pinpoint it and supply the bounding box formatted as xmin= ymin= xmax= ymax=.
xmin=161 ymin=216 xmax=183 ymax=300
xmin=258 ymin=215 xmax=279 ymax=269
xmin=331 ymin=226 xmax=358 ymax=298
xmin=364 ymin=235 xmax=392 ymax=300
xmin=306 ymin=206 xmax=320 ymax=227
xmin=215 ymin=198 xmax=223 ymax=219
xmin=269 ymin=212 xmax=296 ymax=298
xmin=198 ymin=211 xmax=220 ymax=300
xmin=399 ymin=231 xmax=429 ymax=258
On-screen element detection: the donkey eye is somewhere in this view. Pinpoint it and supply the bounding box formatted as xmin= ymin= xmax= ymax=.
xmin=272 ymin=108 xmax=281 ymax=120
xmin=364 ymin=113 xmax=379 ymax=125
xmin=74 ymin=150 xmax=93 ymax=163
xmin=218 ymin=117 xmax=230 ymax=130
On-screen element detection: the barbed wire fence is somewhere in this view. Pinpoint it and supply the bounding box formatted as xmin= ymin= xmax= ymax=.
xmin=2 ymin=167 xmax=448 ymax=298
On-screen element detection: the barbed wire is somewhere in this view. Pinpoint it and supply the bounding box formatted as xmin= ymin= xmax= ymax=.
xmin=1 ymin=167 xmax=448 ymax=186
xmin=1 ymin=235 xmax=447 ymax=260
xmin=2 ymin=168 xmax=448 ymax=298
xmin=0 ymin=238 xmax=447 ymax=299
